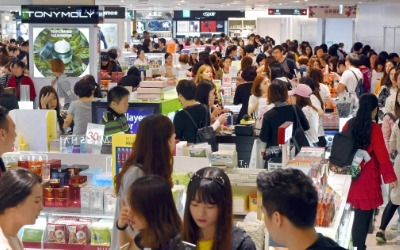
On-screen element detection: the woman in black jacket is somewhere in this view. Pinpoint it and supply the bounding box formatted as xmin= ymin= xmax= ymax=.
xmin=259 ymin=79 xmax=309 ymax=150
xmin=118 ymin=66 xmax=141 ymax=91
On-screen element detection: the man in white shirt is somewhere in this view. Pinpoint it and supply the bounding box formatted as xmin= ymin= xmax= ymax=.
xmin=337 ymin=53 xmax=363 ymax=98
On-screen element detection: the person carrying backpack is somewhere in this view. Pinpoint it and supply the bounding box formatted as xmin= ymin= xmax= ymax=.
xmin=382 ymin=88 xmax=400 ymax=151
xmin=336 ymin=53 xmax=364 ymax=99
xmin=340 ymin=93 xmax=397 ymax=250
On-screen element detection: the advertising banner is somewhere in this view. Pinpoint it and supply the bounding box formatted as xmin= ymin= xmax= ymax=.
xmin=32 ymin=27 xmax=90 ymax=77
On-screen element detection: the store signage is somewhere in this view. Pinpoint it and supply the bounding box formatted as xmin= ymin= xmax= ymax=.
xmin=149 ymin=11 xmax=162 ymax=17
xmin=203 ymin=12 xmax=216 ymax=17
xmin=21 ymin=5 xmax=99 ymax=24
xmin=174 ymin=10 xmax=245 ymax=20
xmin=268 ymin=9 xmax=307 ymax=16
xmin=104 ymin=7 xmax=126 ymax=19
xmin=309 ymin=6 xmax=357 ymax=18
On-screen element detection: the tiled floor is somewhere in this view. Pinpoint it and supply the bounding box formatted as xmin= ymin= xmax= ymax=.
xmin=366 ymin=207 xmax=400 ymax=250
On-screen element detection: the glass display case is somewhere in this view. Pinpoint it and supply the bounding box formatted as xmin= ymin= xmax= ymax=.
xmin=22 ymin=208 xmax=114 ymax=250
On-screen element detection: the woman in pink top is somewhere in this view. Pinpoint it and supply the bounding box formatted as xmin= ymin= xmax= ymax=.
xmin=382 ymin=89 xmax=400 ymax=151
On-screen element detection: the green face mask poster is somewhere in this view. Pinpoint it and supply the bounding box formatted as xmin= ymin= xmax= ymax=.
xmin=32 ymin=27 xmax=90 ymax=77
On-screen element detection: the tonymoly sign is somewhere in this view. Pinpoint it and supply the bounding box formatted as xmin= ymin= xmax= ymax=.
xmin=21 ymin=5 xmax=99 ymax=24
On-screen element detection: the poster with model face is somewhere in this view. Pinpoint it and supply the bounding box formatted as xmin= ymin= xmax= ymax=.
xmin=200 ymin=21 xmax=216 ymax=32
xmin=98 ymin=23 xmax=118 ymax=49
xmin=32 ymin=27 xmax=90 ymax=78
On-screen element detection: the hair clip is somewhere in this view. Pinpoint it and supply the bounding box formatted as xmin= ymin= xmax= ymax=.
xmin=188 ymin=171 xmax=225 ymax=185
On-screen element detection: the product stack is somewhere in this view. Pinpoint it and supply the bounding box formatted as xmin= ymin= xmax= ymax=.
xmin=136 ymin=80 xmax=168 ymax=100
xmin=315 ymin=183 xmax=340 ymax=228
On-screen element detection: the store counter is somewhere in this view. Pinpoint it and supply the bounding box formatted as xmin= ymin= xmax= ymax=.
xmin=129 ymin=87 xmax=181 ymax=115
xmin=216 ymin=134 xmax=257 ymax=167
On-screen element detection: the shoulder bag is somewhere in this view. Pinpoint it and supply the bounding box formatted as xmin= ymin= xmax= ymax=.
xmin=184 ymin=105 xmax=218 ymax=152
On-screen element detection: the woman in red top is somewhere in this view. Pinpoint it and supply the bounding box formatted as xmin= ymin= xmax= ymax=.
xmin=7 ymin=60 xmax=36 ymax=101
xmin=343 ymin=93 xmax=398 ymax=250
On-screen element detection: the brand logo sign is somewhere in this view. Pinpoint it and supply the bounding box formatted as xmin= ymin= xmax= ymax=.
xmin=21 ymin=5 xmax=99 ymax=24
xmin=203 ymin=12 xmax=216 ymax=17
xmin=104 ymin=7 xmax=126 ymax=19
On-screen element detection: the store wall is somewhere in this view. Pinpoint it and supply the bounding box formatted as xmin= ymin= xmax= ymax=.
xmin=324 ymin=18 xmax=353 ymax=53
xmin=355 ymin=3 xmax=400 ymax=53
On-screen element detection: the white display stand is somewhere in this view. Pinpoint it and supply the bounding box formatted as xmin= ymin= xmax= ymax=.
xmin=315 ymin=173 xmax=353 ymax=247
xmin=9 ymin=109 xmax=57 ymax=152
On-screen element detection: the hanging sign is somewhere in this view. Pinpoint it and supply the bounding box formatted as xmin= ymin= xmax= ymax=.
xmin=308 ymin=6 xmax=357 ymax=18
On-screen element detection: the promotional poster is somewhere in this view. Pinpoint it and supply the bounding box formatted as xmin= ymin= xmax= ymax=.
xmin=32 ymin=27 xmax=90 ymax=77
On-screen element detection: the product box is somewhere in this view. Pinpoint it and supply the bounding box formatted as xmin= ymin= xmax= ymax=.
xmin=50 ymin=168 xmax=70 ymax=186
xmin=54 ymin=198 xmax=70 ymax=207
xmin=90 ymin=186 xmax=105 ymax=211
xmin=54 ymin=186 xmax=69 ymax=199
xmin=104 ymin=187 xmax=116 ymax=214
xmin=49 ymin=179 xmax=61 ymax=188
xmin=47 ymin=159 xmax=62 ymax=169
xmin=46 ymin=223 xmax=67 ymax=244
xmin=136 ymin=93 xmax=165 ymax=100
xmin=22 ymin=228 xmax=44 ymax=243
xmin=90 ymin=223 xmax=111 ymax=246
xmin=17 ymin=160 xmax=30 ymax=169
xmin=136 ymin=87 xmax=165 ymax=94
xmin=112 ymin=134 xmax=136 ymax=179
xmin=43 ymin=197 xmax=55 ymax=207
xmin=233 ymin=195 xmax=249 ymax=213
xmin=69 ymin=185 xmax=85 ymax=207
xmin=80 ymin=185 xmax=92 ymax=210
xmin=67 ymin=224 xmax=90 ymax=245
xmin=29 ymin=160 xmax=44 ymax=176
xmin=70 ymin=176 xmax=88 ymax=185
xmin=140 ymin=80 xmax=168 ymax=88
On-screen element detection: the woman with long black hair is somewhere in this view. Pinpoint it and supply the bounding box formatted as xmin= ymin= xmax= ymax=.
xmin=342 ymin=93 xmax=397 ymax=250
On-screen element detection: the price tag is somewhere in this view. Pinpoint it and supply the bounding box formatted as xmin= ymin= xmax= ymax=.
xmin=86 ymin=123 xmax=105 ymax=145
xmin=222 ymin=74 xmax=231 ymax=87
xmin=229 ymin=66 xmax=238 ymax=77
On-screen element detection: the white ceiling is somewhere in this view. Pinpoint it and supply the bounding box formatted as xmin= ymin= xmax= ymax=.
xmin=0 ymin=0 xmax=398 ymax=12
xmin=96 ymin=0 xmax=399 ymax=11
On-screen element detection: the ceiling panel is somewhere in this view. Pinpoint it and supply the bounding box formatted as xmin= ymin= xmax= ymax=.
xmin=95 ymin=0 xmax=398 ymax=11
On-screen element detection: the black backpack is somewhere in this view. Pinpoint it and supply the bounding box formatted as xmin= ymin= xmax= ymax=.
xmin=183 ymin=105 xmax=218 ymax=152
xmin=350 ymin=70 xmax=366 ymax=98
xmin=328 ymin=121 xmax=358 ymax=175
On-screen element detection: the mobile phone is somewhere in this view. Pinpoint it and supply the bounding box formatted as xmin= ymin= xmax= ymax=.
xmin=119 ymin=242 xmax=130 ymax=250
xmin=179 ymin=241 xmax=197 ymax=250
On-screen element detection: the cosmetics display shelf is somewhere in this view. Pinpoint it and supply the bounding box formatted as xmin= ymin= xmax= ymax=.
xmin=24 ymin=208 xmax=114 ymax=250
xmin=315 ymin=174 xmax=353 ymax=248
xmin=228 ymin=18 xmax=256 ymax=39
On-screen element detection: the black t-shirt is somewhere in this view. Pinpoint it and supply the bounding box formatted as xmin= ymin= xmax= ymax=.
xmin=173 ymin=103 xmax=209 ymax=143
xmin=307 ymin=234 xmax=346 ymax=250
xmin=233 ymin=82 xmax=253 ymax=124
xmin=259 ymin=104 xmax=310 ymax=147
